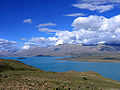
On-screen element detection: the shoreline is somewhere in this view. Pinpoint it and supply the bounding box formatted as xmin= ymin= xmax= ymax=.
xmin=57 ymin=58 xmax=120 ymax=63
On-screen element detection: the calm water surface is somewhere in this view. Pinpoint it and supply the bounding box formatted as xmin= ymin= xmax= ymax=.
xmin=2 ymin=57 xmax=120 ymax=81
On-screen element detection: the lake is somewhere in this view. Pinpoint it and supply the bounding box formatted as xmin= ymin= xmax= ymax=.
xmin=2 ymin=57 xmax=120 ymax=81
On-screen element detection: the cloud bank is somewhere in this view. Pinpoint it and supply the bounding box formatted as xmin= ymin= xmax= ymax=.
xmin=72 ymin=0 xmax=120 ymax=13
xmin=25 ymin=14 xmax=120 ymax=48
xmin=0 ymin=39 xmax=18 ymax=51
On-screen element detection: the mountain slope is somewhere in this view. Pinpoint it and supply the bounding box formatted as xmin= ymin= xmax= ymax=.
xmin=1 ymin=44 xmax=120 ymax=57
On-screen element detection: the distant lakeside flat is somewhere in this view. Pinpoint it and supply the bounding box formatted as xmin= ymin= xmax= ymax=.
xmin=57 ymin=57 xmax=120 ymax=63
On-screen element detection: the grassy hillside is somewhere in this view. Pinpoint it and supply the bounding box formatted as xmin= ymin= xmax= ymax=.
xmin=0 ymin=58 xmax=120 ymax=90
xmin=0 ymin=58 xmax=40 ymax=72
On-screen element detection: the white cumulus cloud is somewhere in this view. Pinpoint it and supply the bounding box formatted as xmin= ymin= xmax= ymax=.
xmin=22 ymin=45 xmax=30 ymax=50
xmin=36 ymin=23 xmax=56 ymax=27
xmin=29 ymin=37 xmax=57 ymax=47
xmin=55 ymin=14 xmax=120 ymax=45
xmin=72 ymin=15 xmax=106 ymax=31
xmin=38 ymin=28 xmax=59 ymax=32
xmin=64 ymin=13 xmax=86 ymax=17
xmin=23 ymin=18 xmax=32 ymax=24
xmin=72 ymin=0 xmax=120 ymax=13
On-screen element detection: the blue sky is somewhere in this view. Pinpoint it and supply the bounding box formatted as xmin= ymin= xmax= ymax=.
xmin=1 ymin=0 xmax=76 ymax=41
xmin=1 ymin=0 xmax=120 ymax=49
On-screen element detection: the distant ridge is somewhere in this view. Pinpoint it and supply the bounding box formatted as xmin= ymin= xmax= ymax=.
xmin=1 ymin=44 xmax=120 ymax=57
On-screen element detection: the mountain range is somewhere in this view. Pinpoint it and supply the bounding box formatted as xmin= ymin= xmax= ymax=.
xmin=1 ymin=44 xmax=120 ymax=57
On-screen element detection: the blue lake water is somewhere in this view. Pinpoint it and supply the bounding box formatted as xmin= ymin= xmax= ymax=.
xmin=2 ymin=57 xmax=120 ymax=81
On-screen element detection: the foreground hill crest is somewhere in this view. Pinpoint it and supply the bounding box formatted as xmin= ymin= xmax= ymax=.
xmin=0 ymin=58 xmax=120 ymax=89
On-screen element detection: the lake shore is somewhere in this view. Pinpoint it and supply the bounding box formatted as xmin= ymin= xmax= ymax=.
xmin=57 ymin=57 xmax=120 ymax=63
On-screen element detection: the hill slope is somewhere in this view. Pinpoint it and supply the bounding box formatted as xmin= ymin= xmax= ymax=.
xmin=0 ymin=58 xmax=120 ymax=89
